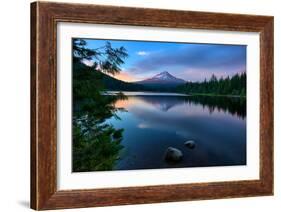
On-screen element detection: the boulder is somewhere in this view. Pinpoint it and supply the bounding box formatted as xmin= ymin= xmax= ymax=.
xmin=184 ymin=140 xmax=195 ymax=149
xmin=164 ymin=147 xmax=183 ymax=162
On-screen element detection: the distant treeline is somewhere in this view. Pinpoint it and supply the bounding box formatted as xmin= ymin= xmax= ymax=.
xmin=177 ymin=73 xmax=246 ymax=97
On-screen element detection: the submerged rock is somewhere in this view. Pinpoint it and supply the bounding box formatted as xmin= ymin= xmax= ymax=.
xmin=184 ymin=140 xmax=195 ymax=149
xmin=164 ymin=147 xmax=183 ymax=162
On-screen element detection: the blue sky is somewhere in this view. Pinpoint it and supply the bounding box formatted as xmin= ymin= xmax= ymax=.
xmin=82 ymin=38 xmax=246 ymax=82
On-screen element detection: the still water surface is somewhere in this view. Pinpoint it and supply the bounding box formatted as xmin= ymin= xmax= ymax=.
xmin=106 ymin=92 xmax=246 ymax=170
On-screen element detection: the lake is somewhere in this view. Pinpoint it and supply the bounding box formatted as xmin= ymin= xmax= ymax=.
xmin=106 ymin=92 xmax=246 ymax=170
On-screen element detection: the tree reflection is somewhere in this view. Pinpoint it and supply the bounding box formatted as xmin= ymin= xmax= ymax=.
xmin=114 ymin=95 xmax=246 ymax=119
xmin=185 ymin=95 xmax=246 ymax=119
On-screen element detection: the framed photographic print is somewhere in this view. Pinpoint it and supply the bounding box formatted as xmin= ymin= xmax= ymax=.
xmin=30 ymin=1 xmax=274 ymax=210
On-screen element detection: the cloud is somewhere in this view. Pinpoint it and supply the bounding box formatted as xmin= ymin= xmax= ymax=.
xmin=136 ymin=51 xmax=150 ymax=56
xmin=134 ymin=44 xmax=246 ymax=73
xmin=138 ymin=123 xmax=150 ymax=129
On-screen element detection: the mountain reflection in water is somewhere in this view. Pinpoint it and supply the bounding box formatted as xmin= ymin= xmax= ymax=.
xmin=105 ymin=92 xmax=246 ymax=170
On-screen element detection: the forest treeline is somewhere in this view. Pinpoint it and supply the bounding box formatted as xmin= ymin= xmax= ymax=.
xmin=176 ymin=73 xmax=246 ymax=97
xmin=101 ymin=71 xmax=247 ymax=96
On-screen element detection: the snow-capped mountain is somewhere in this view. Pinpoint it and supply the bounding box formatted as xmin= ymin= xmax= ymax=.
xmin=137 ymin=71 xmax=185 ymax=86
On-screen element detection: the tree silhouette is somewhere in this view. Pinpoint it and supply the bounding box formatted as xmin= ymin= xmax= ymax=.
xmin=73 ymin=38 xmax=128 ymax=75
xmin=72 ymin=38 xmax=128 ymax=172
xmin=177 ymin=72 xmax=246 ymax=97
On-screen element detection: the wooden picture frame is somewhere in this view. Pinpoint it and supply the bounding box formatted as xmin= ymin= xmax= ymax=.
xmin=31 ymin=1 xmax=274 ymax=210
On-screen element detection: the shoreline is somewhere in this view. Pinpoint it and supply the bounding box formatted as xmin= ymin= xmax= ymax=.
xmin=103 ymin=91 xmax=189 ymax=97
xmin=103 ymin=91 xmax=246 ymax=98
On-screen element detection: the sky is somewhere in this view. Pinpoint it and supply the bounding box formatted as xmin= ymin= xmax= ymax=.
xmin=81 ymin=38 xmax=246 ymax=82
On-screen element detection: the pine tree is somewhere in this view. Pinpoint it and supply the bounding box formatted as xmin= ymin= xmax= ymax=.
xmin=72 ymin=39 xmax=129 ymax=172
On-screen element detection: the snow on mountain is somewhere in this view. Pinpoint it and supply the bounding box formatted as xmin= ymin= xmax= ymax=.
xmin=137 ymin=71 xmax=185 ymax=85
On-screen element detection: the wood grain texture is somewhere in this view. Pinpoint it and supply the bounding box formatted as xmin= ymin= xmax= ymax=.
xmin=30 ymin=1 xmax=274 ymax=210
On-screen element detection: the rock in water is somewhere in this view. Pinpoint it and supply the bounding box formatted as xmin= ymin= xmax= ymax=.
xmin=184 ymin=140 xmax=195 ymax=149
xmin=164 ymin=147 xmax=183 ymax=162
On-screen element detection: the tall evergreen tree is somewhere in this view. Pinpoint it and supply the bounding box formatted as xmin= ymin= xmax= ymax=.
xmin=72 ymin=38 xmax=129 ymax=172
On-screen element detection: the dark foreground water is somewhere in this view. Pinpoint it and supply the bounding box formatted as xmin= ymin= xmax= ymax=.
xmin=106 ymin=92 xmax=246 ymax=170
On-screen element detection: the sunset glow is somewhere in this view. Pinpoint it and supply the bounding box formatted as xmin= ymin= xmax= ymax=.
xmin=83 ymin=38 xmax=246 ymax=82
xmin=111 ymin=71 xmax=138 ymax=82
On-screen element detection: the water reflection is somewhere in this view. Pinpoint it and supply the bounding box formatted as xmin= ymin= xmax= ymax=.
xmin=114 ymin=94 xmax=246 ymax=118
xmin=107 ymin=92 xmax=246 ymax=170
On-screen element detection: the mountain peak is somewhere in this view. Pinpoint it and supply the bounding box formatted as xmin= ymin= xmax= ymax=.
xmin=137 ymin=71 xmax=185 ymax=87
xmin=151 ymin=71 xmax=179 ymax=80
xmin=154 ymin=71 xmax=172 ymax=78
xmin=159 ymin=71 xmax=170 ymax=75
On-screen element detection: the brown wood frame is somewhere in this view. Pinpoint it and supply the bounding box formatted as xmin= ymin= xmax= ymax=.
xmin=31 ymin=1 xmax=274 ymax=210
